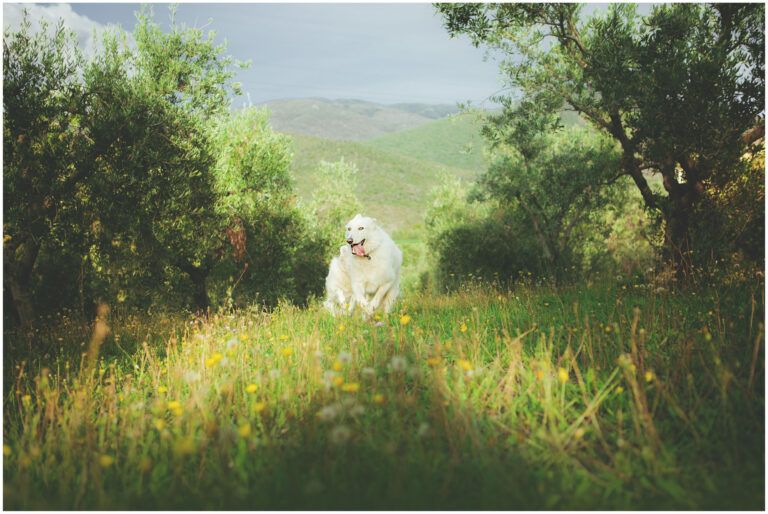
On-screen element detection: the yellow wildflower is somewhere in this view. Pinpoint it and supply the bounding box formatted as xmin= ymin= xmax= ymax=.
xmin=157 ymin=385 xmax=167 ymax=394
xmin=3 ymin=445 xmax=10 ymax=457
xmin=332 ymin=360 xmax=343 ymax=372
xmin=535 ymin=369 xmax=545 ymax=381
xmin=253 ymin=401 xmax=267 ymax=414
xmin=460 ymin=322 xmax=468 ymax=333
xmin=245 ymin=383 xmax=258 ymax=394
xmin=457 ymin=359 xmax=472 ymax=372
xmin=557 ymin=367 xmax=569 ymax=384
xmin=167 ymin=400 xmax=183 ymax=416
xmin=399 ymin=314 xmax=411 ymax=326
xmin=154 ymin=419 xmax=166 ymax=431
xmin=338 ymin=323 xmax=346 ymax=333
xmin=574 ymin=427 xmax=586 ymax=440
xmin=98 ymin=454 xmax=114 ymax=468
xmin=332 ymin=376 xmax=345 ymax=387
xmin=279 ymin=334 xmax=289 ymax=341
xmin=426 ymin=357 xmax=440 ymax=367
xmin=205 ymin=352 xmax=223 ymax=368
xmin=372 ymin=394 xmax=386 ymax=405
xmin=341 ymin=382 xmax=360 ymax=393
xmin=237 ymin=423 xmax=251 ymax=438
xmin=281 ymin=347 xmax=294 ymax=357
xmin=239 ymin=333 xmax=248 ymax=341
xmin=644 ymin=370 xmax=655 ymax=383
xmin=616 ymin=386 xmax=624 ymax=394
xmin=21 ymin=394 xmax=31 ymax=406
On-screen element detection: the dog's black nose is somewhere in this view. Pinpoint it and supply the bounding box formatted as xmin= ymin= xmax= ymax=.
xmin=346 ymin=238 xmax=354 ymax=244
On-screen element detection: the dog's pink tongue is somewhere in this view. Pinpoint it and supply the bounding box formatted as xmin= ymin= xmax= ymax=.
xmin=352 ymin=244 xmax=366 ymax=257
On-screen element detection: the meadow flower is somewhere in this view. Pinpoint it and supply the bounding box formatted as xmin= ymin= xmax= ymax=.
xmin=329 ymin=425 xmax=352 ymax=445
xmin=253 ymin=402 xmax=267 ymax=414
xmin=154 ymin=418 xmax=166 ymax=431
xmin=644 ymin=370 xmax=655 ymax=383
xmin=375 ymin=321 xmax=385 ymax=327
xmin=460 ymin=322 xmax=468 ymax=333
xmin=317 ymin=404 xmax=339 ymax=422
xmin=615 ymin=386 xmax=624 ymax=394
xmin=557 ymin=367 xmax=569 ymax=383
xmin=372 ymin=393 xmax=386 ymax=405
xmin=390 ymin=355 xmax=408 ymax=372
xmin=205 ymin=352 xmax=223 ymax=368
xmin=281 ymin=347 xmax=294 ymax=357
xmin=341 ymin=382 xmax=360 ymax=393
xmin=337 ymin=323 xmax=346 ymax=333
xmin=245 ymin=383 xmax=258 ymax=394
xmin=21 ymin=394 xmax=31 ymax=406
xmin=535 ymin=369 xmax=545 ymax=381
xmin=157 ymin=385 xmax=167 ymax=394
xmin=237 ymin=423 xmax=251 ymax=438
xmin=183 ymin=371 xmax=201 ymax=383
xmin=3 ymin=445 xmax=11 ymax=457
xmin=399 ymin=314 xmax=411 ymax=326
xmin=457 ymin=359 xmax=472 ymax=372
xmin=226 ymin=338 xmax=238 ymax=350
xmin=167 ymin=400 xmax=183 ymax=416
xmin=98 ymin=454 xmax=115 ymax=468
xmin=332 ymin=376 xmax=345 ymax=387
xmin=426 ymin=357 xmax=440 ymax=367
xmin=574 ymin=427 xmax=586 ymax=440
xmin=279 ymin=334 xmax=289 ymax=342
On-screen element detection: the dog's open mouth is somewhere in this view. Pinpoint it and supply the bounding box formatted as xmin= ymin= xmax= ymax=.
xmin=350 ymin=239 xmax=366 ymax=257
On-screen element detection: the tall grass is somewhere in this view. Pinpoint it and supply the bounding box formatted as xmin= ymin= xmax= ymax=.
xmin=3 ymin=282 xmax=764 ymax=508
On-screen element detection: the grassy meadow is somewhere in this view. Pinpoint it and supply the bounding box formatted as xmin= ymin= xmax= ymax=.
xmin=4 ymin=281 xmax=764 ymax=509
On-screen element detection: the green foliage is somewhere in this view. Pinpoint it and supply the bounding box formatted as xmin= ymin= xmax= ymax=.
xmin=428 ymin=125 xmax=636 ymax=289
xmin=3 ymin=9 xmax=326 ymax=322
xmin=436 ymin=3 xmax=765 ymax=275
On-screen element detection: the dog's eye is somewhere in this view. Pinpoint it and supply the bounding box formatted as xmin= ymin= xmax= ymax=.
xmin=346 ymin=227 xmax=350 ymax=231
xmin=358 ymin=227 xmax=364 ymax=231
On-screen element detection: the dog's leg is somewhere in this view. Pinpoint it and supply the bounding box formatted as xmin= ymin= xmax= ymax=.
xmin=350 ymin=282 xmax=368 ymax=315
xmin=368 ymin=281 xmax=393 ymax=314
xmin=381 ymin=280 xmax=400 ymax=313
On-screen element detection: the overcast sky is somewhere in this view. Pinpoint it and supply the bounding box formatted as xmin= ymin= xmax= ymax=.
xmin=4 ymin=3 xmax=508 ymax=107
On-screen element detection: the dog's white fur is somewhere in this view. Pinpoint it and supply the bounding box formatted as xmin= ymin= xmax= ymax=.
xmin=323 ymin=244 xmax=353 ymax=315
xmin=323 ymin=214 xmax=402 ymax=317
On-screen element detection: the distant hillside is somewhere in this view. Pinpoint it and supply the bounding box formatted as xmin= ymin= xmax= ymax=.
xmin=365 ymin=112 xmax=489 ymax=172
xmin=288 ymin=133 xmax=479 ymax=233
xmin=260 ymin=98 xmax=460 ymax=141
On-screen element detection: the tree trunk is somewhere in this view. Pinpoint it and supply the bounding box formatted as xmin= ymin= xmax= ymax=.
xmin=662 ymin=198 xmax=693 ymax=281
xmin=4 ymin=239 xmax=40 ymax=328
xmin=178 ymin=261 xmax=210 ymax=313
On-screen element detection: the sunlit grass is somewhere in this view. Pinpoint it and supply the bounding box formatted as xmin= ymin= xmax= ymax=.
xmin=3 ymin=282 xmax=764 ymax=508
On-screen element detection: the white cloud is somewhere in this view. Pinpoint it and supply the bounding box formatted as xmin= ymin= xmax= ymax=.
xmin=3 ymin=3 xmax=124 ymax=56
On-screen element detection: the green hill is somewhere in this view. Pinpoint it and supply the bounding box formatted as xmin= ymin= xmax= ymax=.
xmin=261 ymin=98 xmax=459 ymax=141
xmin=288 ymin=133 xmax=479 ymax=233
xmin=365 ymin=112 xmax=489 ymax=172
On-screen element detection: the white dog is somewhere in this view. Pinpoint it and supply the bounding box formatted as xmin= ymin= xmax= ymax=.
xmin=323 ymin=244 xmax=353 ymax=315
xmin=343 ymin=214 xmax=402 ymax=316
